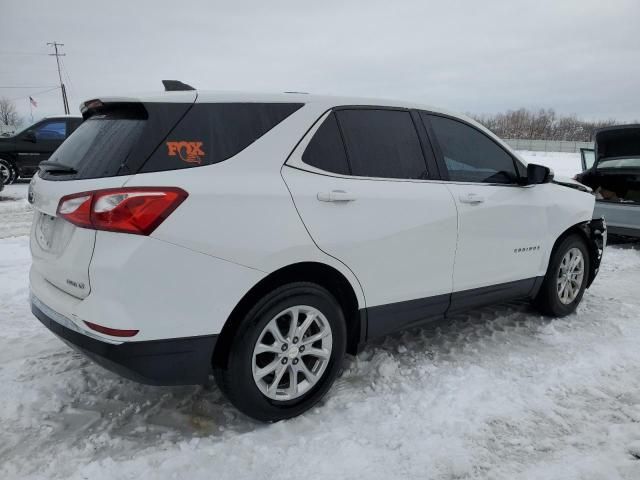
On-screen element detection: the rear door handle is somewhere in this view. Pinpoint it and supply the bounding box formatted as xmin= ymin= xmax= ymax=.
xmin=317 ymin=190 xmax=357 ymax=202
xmin=459 ymin=193 xmax=485 ymax=204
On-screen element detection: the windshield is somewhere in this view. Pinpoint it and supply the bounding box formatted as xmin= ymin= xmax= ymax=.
xmin=598 ymin=157 xmax=640 ymax=169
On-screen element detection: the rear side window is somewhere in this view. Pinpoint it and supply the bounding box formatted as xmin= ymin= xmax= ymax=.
xmin=425 ymin=113 xmax=518 ymax=184
xmin=336 ymin=109 xmax=427 ymax=179
xmin=141 ymin=103 xmax=303 ymax=173
xmin=302 ymin=113 xmax=350 ymax=175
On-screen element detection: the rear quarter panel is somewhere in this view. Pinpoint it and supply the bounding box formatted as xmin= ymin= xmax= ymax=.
xmin=123 ymin=104 xmax=366 ymax=309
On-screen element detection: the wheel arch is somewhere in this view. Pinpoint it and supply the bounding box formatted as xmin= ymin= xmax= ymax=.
xmin=212 ymin=261 xmax=365 ymax=368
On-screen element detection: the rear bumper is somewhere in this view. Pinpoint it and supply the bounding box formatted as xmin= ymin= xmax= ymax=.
xmin=31 ymin=299 xmax=217 ymax=386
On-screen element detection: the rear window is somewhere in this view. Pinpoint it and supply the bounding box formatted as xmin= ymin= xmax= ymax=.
xmin=40 ymin=102 xmax=302 ymax=181
xmin=44 ymin=113 xmax=146 ymax=179
xmin=141 ymin=103 xmax=303 ymax=173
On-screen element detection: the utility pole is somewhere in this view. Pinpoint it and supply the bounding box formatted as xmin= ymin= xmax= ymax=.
xmin=47 ymin=41 xmax=70 ymax=114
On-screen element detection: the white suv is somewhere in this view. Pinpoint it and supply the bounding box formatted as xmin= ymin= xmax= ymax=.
xmin=29 ymin=87 xmax=606 ymax=421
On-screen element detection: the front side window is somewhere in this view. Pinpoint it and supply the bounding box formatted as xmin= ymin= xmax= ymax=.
xmin=425 ymin=113 xmax=518 ymax=184
xmin=35 ymin=120 xmax=66 ymax=140
xmin=336 ymin=109 xmax=427 ymax=179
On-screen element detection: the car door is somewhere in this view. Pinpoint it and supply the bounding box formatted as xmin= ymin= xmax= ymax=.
xmin=581 ymin=148 xmax=595 ymax=171
xmin=15 ymin=119 xmax=68 ymax=174
xmin=421 ymin=112 xmax=547 ymax=309
xmin=282 ymin=108 xmax=458 ymax=338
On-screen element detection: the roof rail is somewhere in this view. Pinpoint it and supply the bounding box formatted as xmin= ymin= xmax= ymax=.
xmin=162 ymin=80 xmax=196 ymax=92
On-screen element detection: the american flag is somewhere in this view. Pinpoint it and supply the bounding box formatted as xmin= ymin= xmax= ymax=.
xmin=29 ymin=96 xmax=37 ymax=108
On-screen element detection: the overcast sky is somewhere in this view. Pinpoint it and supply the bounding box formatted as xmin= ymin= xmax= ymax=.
xmin=3 ymin=0 xmax=640 ymax=124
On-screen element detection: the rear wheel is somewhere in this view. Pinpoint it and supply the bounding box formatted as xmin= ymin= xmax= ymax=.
xmin=0 ymin=158 xmax=17 ymax=185
xmin=214 ymin=282 xmax=346 ymax=422
xmin=534 ymin=234 xmax=590 ymax=316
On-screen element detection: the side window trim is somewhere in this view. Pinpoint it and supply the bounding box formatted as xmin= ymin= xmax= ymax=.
xmin=409 ymin=109 xmax=443 ymax=180
xmin=331 ymin=111 xmax=354 ymax=175
xmin=421 ymin=110 xmax=525 ymax=186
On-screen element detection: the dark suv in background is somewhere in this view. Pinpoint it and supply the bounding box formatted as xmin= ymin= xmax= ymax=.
xmin=0 ymin=116 xmax=82 ymax=184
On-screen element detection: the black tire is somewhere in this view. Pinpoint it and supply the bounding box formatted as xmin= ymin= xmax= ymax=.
xmin=213 ymin=282 xmax=347 ymax=422
xmin=534 ymin=234 xmax=590 ymax=317
xmin=0 ymin=158 xmax=17 ymax=185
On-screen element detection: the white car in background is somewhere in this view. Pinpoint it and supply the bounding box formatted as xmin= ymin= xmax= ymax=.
xmin=28 ymin=84 xmax=605 ymax=421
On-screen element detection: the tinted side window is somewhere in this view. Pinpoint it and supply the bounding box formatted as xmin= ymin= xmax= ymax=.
xmin=336 ymin=109 xmax=427 ymax=179
xmin=142 ymin=103 xmax=303 ymax=173
xmin=425 ymin=114 xmax=517 ymax=184
xmin=302 ymin=113 xmax=350 ymax=175
xmin=35 ymin=120 xmax=66 ymax=140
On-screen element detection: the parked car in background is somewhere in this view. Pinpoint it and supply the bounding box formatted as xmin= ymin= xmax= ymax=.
xmin=0 ymin=116 xmax=83 ymax=185
xmin=29 ymin=87 xmax=605 ymax=421
xmin=577 ymin=125 xmax=640 ymax=238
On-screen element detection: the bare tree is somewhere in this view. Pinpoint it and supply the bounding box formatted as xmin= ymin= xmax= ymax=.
xmin=0 ymin=97 xmax=23 ymax=127
xmin=472 ymin=108 xmax=618 ymax=142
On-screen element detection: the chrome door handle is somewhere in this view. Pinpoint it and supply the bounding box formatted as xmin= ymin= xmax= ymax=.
xmin=317 ymin=190 xmax=357 ymax=202
xmin=459 ymin=193 xmax=485 ymax=204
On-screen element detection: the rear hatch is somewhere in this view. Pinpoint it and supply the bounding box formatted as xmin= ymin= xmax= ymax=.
xmin=30 ymin=94 xmax=196 ymax=299
xmin=592 ymin=125 xmax=640 ymax=203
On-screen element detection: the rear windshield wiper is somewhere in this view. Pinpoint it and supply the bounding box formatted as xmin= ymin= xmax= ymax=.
xmin=39 ymin=161 xmax=78 ymax=174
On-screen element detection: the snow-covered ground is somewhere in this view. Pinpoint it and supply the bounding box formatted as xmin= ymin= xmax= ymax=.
xmin=518 ymin=151 xmax=583 ymax=178
xmin=2 ymin=159 xmax=640 ymax=479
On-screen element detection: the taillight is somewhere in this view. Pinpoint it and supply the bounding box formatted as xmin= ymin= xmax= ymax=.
xmin=57 ymin=187 xmax=188 ymax=235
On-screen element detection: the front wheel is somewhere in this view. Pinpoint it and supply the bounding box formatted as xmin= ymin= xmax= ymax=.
xmin=214 ymin=282 xmax=347 ymax=422
xmin=534 ymin=234 xmax=590 ymax=317
xmin=0 ymin=158 xmax=17 ymax=185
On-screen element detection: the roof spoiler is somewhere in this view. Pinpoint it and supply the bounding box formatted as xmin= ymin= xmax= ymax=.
xmin=162 ymin=80 xmax=195 ymax=92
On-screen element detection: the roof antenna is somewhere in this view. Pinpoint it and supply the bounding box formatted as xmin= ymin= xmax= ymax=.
xmin=162 ymin=80 xmax=195 ymax=92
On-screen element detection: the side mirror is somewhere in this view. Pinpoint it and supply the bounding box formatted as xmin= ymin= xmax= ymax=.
xmin=24 ymin=130 xmax=36 ymax=143
xmin=527 ymin=163 xmax=554 ymax=185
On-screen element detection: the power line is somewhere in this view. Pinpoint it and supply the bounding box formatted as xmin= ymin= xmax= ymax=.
xmin=0 ymin=51 xmax=49 ymax=56
xmin=47 ymin=41 xmax=70 ymax=114
xmin=59 ymin=56 xmax=75 ymax=99
xmin=9 ymin=86 xmax=60 ymax=102
xmin=0 ymin=85 xmax=58 ymax=89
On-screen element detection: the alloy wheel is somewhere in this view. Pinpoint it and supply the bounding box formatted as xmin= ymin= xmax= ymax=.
xmin=556 ymin=247 xmax=585 ymax=305
xmin=252 ymin=305 xmax=333 ymax=401
xmin=0 ymin=161 xmax=12 ymax=185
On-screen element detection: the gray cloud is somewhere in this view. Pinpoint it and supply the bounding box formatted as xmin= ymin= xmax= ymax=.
xmin=3 ymin=0 xmax=640 ymax=123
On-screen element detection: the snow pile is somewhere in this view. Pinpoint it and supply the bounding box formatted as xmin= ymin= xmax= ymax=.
xmin=2 ymin=179 xmax=640 ymax=480
xmin=0 ymin=183 xmax=33 ymax=239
